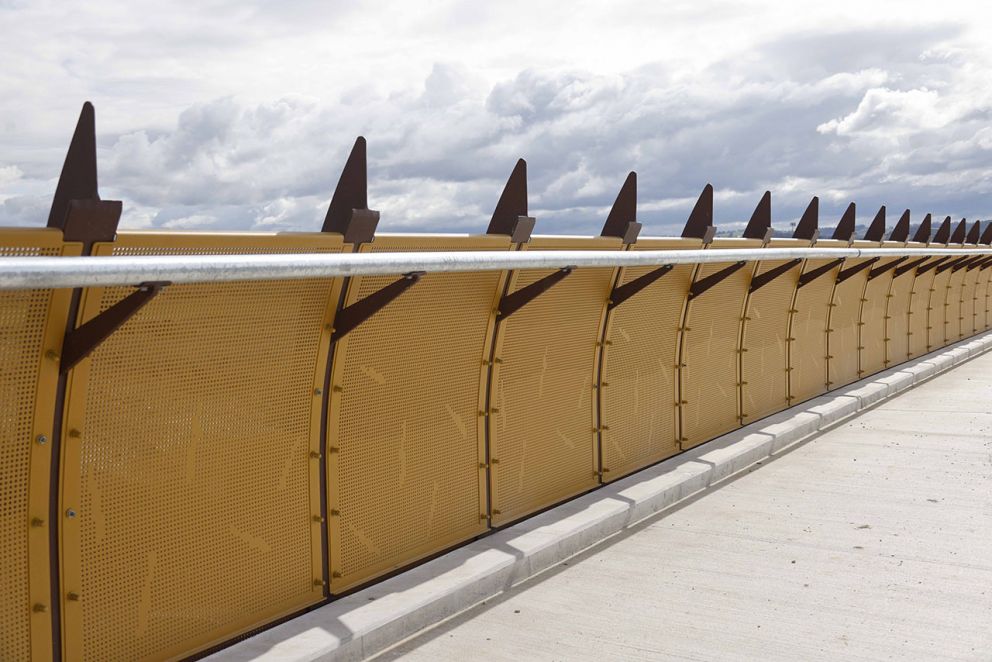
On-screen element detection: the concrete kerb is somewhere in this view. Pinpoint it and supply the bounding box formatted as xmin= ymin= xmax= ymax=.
xmin=210 ymin=330 xmax=992 ymax=662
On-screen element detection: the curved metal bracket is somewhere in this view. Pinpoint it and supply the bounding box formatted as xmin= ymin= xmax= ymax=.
xmin=332 ymin=272 xmax=423 ymax=342
xmin=608 ymin=264 xmax=673 ymax=310
xmin=60 ymin=281 xmax=169 ymax=373
xmin=498 ymin=267 xmax=573 ymax=319
xmin=688 ymin=261 xmax=747 ymax=300
xmin=749 ymin=259 xmax=802 ymax=293
xmin=797 ymin=258 xmax=844 ymax=288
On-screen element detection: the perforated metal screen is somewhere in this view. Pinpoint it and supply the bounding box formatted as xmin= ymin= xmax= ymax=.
xmin=740 ymin=239 xmax=805 ymax=424
xmin=599 ymin=239 xmax=697 ymax=481
xmin=0 ymin=230 xmax=77 ymax=662
xmin=908 ymin=260 xmax=938 ymax=358
xmin=679 ymin=239 xmax=759 ymax=448
xmin=927 ymin=268 xmax=953 ymax=351
xmin=944 ymin=267 xmax=966 ymax=344
xmin=326 ymin=235 xmax=507 ymax=592
xmin=884 ymin=262 xmax=917 ymax=366
xmin=826 ymin=247 xmax=875 ymax=390
xmin=789 ymin=253 xmax=841 ymax=405
xmin=858 ymin=251 xmax=895 ymax=378
xmin=60 ymin=232 xmax=341 ymax=661
xmin=979 ymin=267 xmax=992 ymax=330
xmin=489 ymin=236 xmax=619 ymax=526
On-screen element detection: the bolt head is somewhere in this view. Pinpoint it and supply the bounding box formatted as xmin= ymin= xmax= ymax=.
xmin=65 ymin=508 xmax=77 ymax=519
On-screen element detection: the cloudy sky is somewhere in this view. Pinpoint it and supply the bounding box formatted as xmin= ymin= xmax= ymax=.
xmin=1 ymin=0 xmax=990 ymax=236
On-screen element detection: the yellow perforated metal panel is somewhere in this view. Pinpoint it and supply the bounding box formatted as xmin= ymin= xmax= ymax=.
xmin=826 ymin=244 xmax=874 ymax=390
xmin=959 ymin=266 xmax=979 ymax=339
xmin=489 ymin=236 xmax=620 ymax=526
xmin=0 ymin=229 xmax=78 ymax=662
xmin=884 ymin=256 xmax=918 ymax=366
xmin=943 ymin=266 xmax=966 ymax=344
xmin=679 ymin=239 xmax=759 ymax=449
xmin=858 ymin=249 xmax=896 ymax=378
xmin=789 ymin=250 xmax=841 ymax=405
xmin=326 ymin=235 xmax=507 ymax=592
xmin=908 ymin=258 xmax=938 ymax=358
xmin=740 ymin=239 xmax=803 ymax=424
xmin=927 ymin=268 xmax=953 ymax=351
xmin=599 ymin=238 xmax=698 ymax=482
xmin=979 ymin=266 xmax=992 ymax=330
xmin=60 ymin=232 xmax=341 ymax=661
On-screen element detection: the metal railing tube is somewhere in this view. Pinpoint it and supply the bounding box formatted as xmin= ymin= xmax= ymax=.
xmin=2 ymin=247 xmax=992 ymax=290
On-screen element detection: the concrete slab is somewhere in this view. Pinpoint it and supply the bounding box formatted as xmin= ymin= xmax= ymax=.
xmin=378 ymin=348 xmax=992 ymax=661
xmin=210 ymin=331 xmax=992 ymax=662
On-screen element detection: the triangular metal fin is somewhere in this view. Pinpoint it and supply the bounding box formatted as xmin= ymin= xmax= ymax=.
xmin=981 ymin=223 xmax=992 ymax=245
xmin=682 ymin=184 xmax=713 ymax=239
xmin=933 ymin=216 xmax=952 ymax=244
xmin=487 ymin=159 xmax=529 ymax=236
xmin=48 ymin=102 xmax=100 ymax=229
xmin=889 ymin=210 xmax=910 ymax=242
xmin=742 ymin=191 xmax=771 ymax=240
xmin=863 ymin=206 xmax=886 ymax=241
xmin=831 ymin=202 xmax=856 ymax=241
xmin=793 ymin=196 xmax=819 ymax=240
xmin=322 ymin=137 xmax=372 ymax=236
xmin=601 ymin=172 xmax=638 ymax=241
xmin=966 ymin=221 xmax=980 ymax=244
xmin=950 ymin=218 xmax=967 ymax=244
xmin=912 ymin=213 xmax=932 ymax=243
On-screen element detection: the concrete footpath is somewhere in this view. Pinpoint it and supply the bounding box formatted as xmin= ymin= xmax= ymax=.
xmin=377 ymin=352 xmax=992 ymax=660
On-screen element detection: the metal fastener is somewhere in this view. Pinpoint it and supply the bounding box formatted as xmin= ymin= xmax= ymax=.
xmin=35 ymin=434 xmax=47 ymax=445
xmin=65 ymin=508 xmax=76 ymax=519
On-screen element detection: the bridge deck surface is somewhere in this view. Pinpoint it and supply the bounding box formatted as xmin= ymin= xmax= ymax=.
xmin=376 ymin=352 xmax=992 ymax=661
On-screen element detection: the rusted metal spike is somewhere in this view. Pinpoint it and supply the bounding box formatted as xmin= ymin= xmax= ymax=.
xmin=889 ymin=210 xmax=910 ymax=242
xmin=950 ymin=219 xmax=967 ymax=244
xmin=863 ymin=206 xmax=886 ymax=241
xmin=61 ymin=282 xmax=169 ymax=373
xmin=332 ymin=272 xmax=423 ymax=342
xmin=742 ymin=191 xmax=771 ymax=240
xmin=48 ymin=102 xmax=99 ymax=229
xmin=831 ymin=202 xmax=856 ymax=241
xmin=601 ymin=172 xmax=640 ymax=243
xmin=793 ymin=196 xmax=819 ymax=240
xmin=981 ymin=223 xmax=992 ymax=245
xmin=682 ymin=184 xmax=713 ymax=240
xmin=912 ymin=213 xmax=932 ymax=243
xmin=966 ymin=220 xmax=981 ymax=244
xmin=322 ymin=137 xmax=379 ymax=244
xmin=487 ymin=159 xmax=532 ymax=240
xmin=933 ymin=216 xmax=952 ymax=244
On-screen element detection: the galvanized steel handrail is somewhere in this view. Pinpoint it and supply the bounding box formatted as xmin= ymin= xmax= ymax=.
xmin=0 ymin=247 xmax=991 ymax=290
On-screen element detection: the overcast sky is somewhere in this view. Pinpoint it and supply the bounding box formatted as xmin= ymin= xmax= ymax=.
xmin=1 ymin=0 xmax=990 ymax=236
